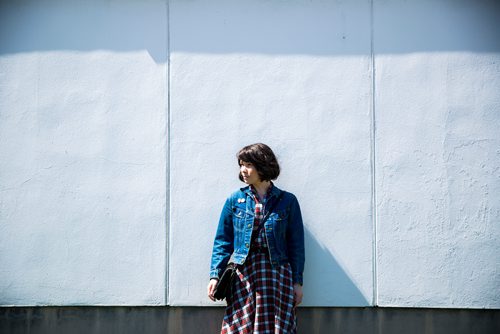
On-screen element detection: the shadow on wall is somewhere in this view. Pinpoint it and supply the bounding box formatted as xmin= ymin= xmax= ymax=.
xmin=170 ymin=0 xmax=500 ymax=54
xmin=1 ymin=0 xmax=499 ymax=61
xmin=0 ymin=0 xmax=168 ymax=62
xmin=303 ymin=227 xmax=369 ymax=306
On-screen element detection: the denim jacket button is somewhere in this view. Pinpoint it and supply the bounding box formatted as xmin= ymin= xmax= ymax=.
xmin=245 ymin=243 xmax=249 ymax=248
xmin=247 ymin=224 xmax=252 ymax=228
xmin=268 ymin=227 xmax=273 ymax=231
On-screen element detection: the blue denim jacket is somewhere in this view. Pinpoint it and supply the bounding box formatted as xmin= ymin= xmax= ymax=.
xmin=209 ymin=184 xmax=305 ymax=285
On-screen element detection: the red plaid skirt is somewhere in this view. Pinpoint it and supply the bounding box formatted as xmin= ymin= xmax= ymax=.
xmin=220 ymin=251 xmax=297 ymax=334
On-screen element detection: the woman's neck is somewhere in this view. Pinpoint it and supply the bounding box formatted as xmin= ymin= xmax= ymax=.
xmin=252 ymin=180 xmax=271 ymax=200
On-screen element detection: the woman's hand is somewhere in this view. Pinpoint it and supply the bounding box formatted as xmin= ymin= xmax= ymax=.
xmin=293 ymin=283 xmax=303 ymax=307
xmin=207 ymin=278 xmax=219 ymax=301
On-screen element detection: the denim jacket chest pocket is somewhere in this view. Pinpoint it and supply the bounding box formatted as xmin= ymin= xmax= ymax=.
xmin=232 ymin=205 xmax=253 ymax=246
xmin=267 ymin=209 xmax=289 ymax=248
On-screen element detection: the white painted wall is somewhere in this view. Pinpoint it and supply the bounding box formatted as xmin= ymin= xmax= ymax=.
xmin=168 ymin=0 xmax=374 ymax=306
xmin=1 ymin=0 xmax=499 ymax=308
xmin=0 ymin=0 xmax=168 ymax=305
xmin=374 ymin=0 xmax=500 ymax=308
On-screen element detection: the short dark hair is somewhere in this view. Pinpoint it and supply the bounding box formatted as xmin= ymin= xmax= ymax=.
xmin=237 ymin=143 xmax=280 ymax=182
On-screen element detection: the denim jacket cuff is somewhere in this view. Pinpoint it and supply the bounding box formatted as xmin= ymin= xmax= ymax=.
xmin=209 ymin=269 xmax=220 ymax=280
xmin=292 ymin=272 xmax=303 ymax=285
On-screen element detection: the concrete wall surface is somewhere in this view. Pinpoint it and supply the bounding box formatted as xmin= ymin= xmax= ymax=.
xmin=0 ymin=0 xmax=168 ymax=305
xmin=168 ymin=0 xmax=374 ymax=307
xmin=1 ymin=0 xmax=499 ymax=309
xmin=373 ymin=0 xmax=500 ymax=308
xmin=1 ymin=307 xmax=499 ymax=334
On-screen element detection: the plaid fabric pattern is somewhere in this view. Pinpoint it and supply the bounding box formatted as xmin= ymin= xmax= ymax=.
xmin=220 ymin=252 xmax=297 ymax=334
xmin=220 ymin=184 xmax=297 ymax=334
xmin=250 ymin=185 xmax=269 ymax=249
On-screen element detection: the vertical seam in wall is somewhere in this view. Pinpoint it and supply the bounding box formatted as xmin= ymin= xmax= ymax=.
xmin=165 ymin=0 xmax=171 ymax=306
xmin=370 ymin=0 xmax=379 ymax=308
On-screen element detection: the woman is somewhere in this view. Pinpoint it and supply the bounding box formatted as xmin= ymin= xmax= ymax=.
xmin=207 ymin=143 xmax=305 ymax=333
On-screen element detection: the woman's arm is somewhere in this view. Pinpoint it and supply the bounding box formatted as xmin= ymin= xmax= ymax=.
xmin=293 ymin=283 xmax=303 ymax=306
xmin=286 ymin=194 xmax=305 ymax=286
xmin=207 ymin=278 xmax=219 ymax=301
xmin=209 ymin=197 xmax=235 ymax=280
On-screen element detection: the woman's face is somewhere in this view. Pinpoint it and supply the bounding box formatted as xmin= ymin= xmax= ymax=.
xmin=239 ymin=160 xmax=261 ymax=185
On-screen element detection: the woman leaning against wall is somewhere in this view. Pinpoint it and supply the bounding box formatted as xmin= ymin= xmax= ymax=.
xmin=208 ymin=143 xmax=305 ymax=333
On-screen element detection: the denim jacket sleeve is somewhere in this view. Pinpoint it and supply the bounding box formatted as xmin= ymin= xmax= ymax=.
xmin=286 ymin=194 xmax=305 ymax=285
xmin=209 ymin=196 xmax=234 ymax=280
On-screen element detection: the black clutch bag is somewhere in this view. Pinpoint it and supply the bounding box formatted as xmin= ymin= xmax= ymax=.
xmin=213 ymin=262 xmax=237 ymax=301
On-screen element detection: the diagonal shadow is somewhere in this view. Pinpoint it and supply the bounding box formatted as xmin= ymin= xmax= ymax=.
xmin=303 ymin=227 xmax=370 ymax=306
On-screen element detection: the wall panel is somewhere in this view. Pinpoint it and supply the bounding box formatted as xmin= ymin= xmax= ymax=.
xmin=374 ymin=0 xmax=500 ymax=308
xmin=0 ymin=0 xmax=168 ymax=305
xmin=168 ymin=0 xmax=374 ymax=306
